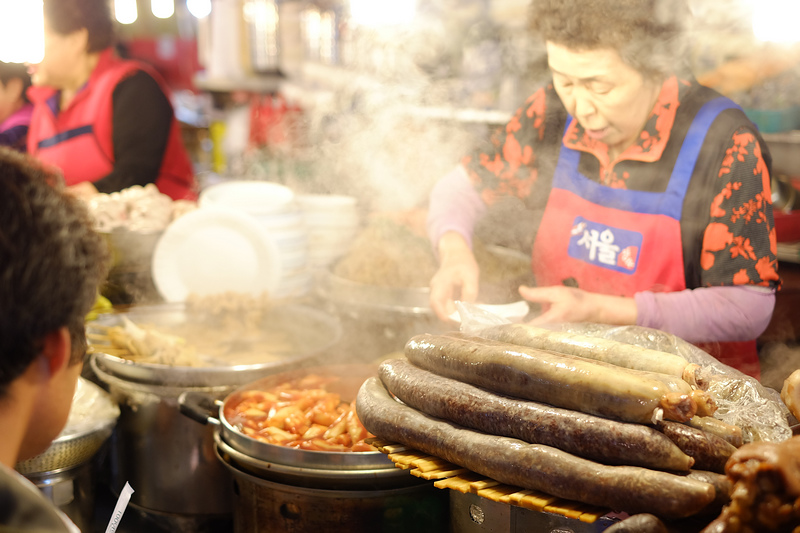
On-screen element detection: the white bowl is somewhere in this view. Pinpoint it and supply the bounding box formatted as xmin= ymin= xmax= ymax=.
xmin=199 ymin=180 xmax=295 ymax=215
xmin=251 ymin=210 xmax=305 ymax=230
xmin=297 ymin=194 xmax=357 ymax=212
xmin=302 ymin=211 xmax=360 ymax=228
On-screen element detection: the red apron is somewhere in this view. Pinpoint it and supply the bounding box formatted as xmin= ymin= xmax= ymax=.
xmin=532 ymin=97 xmax=760 ymax=379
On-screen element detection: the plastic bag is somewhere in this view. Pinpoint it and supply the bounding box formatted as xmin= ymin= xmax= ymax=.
xmin=454 ymin=301 xmax=792 ymax=444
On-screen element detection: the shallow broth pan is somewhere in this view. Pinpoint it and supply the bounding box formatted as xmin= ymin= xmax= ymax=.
xmin=178 ymin=363 xmax=393 ymax=471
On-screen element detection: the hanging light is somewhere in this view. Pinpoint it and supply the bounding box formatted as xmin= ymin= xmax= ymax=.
xmin=114 ymin=0 xmax=138 ymax=24
xmin=187 ymin=0 xmax=211 ymax=19
xmin=0 ymin=0 xmax=44 ymax=63
xmin=152 ymin=0 xmax=174 ymax=19
xmin=349 ymin=0 xmax=415 ymax=27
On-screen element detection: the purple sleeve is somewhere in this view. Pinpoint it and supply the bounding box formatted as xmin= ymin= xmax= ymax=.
xmin=426 ymin=165 xmax=487 ymax=249
xmin=634 ymin=285 xmax=775 ymax=342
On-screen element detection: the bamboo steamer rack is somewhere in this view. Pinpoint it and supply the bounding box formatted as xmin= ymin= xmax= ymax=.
xmin=366 ymin=437 xmax=622 ymax=530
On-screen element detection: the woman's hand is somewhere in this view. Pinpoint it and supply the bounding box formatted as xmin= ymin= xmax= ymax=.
xmin=66 ymin=181 xmax=100 ymax=201
xmin=429 ymin=232 xmax=480 ymax=321
xmin=519 ymin=285 xmax=637 ymax=326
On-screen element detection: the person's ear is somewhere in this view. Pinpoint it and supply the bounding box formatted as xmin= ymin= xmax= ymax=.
xmin=40 ymin=327 xmax=71 ymax=377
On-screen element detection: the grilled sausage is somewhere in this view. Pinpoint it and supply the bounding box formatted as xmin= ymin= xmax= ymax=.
xmin=356 ymin=377 xmax=716 ymax=519
xmin=657 ymin=421 xmax=738 ymax=473
xmin=478 ymin=323 xmax=694 ymax=379
xmin=603 ymin=514 xmax=668 ymax=533
xmin=379 ymin=358 xmax=694 ymax=471
xmin=404 ymin=333 xmax=696 ymax=424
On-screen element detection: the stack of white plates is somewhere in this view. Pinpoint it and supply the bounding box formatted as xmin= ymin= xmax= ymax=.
xmin=197 ymin=180 xmax=313 ymax=299
xmin=297 ymin=194 xmax=360 ymax=269
xmin=151 ymin=206 xmax=282 ymax=302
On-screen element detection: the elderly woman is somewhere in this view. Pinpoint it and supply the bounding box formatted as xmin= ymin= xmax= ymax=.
xmin=427 ymin=0 xmax=779 ymax=378
xmin=26 ymin=0 xmax=196 ymax=200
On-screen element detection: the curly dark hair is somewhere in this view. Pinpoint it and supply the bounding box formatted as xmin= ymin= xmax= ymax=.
xmin=43 ymin=0 xmax=115 ymax=53
xmin=529 ymin=0 xmax=692 ymax=80
xmin=0 ymin=148 xmax=109 ymax=395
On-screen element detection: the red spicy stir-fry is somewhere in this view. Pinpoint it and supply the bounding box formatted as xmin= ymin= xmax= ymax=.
xmin=223 ymin=374 xmax=377 ymax=452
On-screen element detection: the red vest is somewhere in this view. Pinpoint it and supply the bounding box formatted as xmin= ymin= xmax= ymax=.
xmin=532 ymin=97 xmax=761 ymax=379
xmin=27 ymin=50 xmax=197 ymax=201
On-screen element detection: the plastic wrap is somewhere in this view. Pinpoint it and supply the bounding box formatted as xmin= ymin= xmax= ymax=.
xmin=455 ymin=301 xmax=792 ymax=444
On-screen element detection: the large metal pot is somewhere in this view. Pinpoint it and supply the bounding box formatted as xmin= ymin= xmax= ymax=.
xmin=218 ymin=449 xmax=449 ymax=533
xmin=181 ymin=364 xmax=450 ymax=532
xmin=88 ymin=303 xmax=343 ymax=525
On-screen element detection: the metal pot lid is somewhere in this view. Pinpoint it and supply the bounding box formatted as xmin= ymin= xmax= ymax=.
xmin=88 ymin=303 xmax=342 ymax=387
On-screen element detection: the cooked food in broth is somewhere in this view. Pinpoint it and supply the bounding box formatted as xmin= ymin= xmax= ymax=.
xmin=88 ymin=292 xmax=297 ymax=367
xmin=224 ymin=374 xmax=377 ymax=452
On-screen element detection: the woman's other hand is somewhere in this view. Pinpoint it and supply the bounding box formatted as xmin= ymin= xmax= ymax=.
xmin=429 ymin=232 xmax=480 ymax=321
xmin=519 ymin=285 xmax=637 ymax=326
xmin=66 ymin=181 xmax=100 ymax=201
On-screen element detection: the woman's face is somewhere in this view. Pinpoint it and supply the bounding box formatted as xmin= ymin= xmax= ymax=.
xmin=29 ymin=19 xmax=86 ymax=89
xmin=547 ymin=42 xmax=662 ymax=158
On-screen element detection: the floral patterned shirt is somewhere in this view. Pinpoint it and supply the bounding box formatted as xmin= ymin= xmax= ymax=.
xmin=462 ymin=76 xmax=780 ymax=289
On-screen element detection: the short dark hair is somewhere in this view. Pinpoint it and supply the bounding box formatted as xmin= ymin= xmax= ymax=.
xmin=43 ymin=0 xmax=116 ymax=53
xmin=529 ymin=0 xmax=691 ymax=80
xmin=0 ymin=148 xmax=109 ymax=395
xmin=0 ymin=62 xmax=32 ymax=103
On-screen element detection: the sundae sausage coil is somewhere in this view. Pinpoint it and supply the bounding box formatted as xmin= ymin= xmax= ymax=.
xmin=404 ymin=333 xmax=697 ymax=424
xmin=477 ymin=323 xmax=705 ymax=387
xmin=656 ymin=421 xmax=738 ymax=474
xmin=356 ymin=377 xmax=716 ymax=519
xmin=378 ymin=358 xmax=693 ymax=471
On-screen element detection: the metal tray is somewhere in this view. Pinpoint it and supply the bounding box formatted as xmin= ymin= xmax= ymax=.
xmin=88 ymin=303 xmax=342 ymax=387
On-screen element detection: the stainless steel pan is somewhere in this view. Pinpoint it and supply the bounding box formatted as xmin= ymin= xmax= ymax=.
xmin=179 ymin=364 xmax=393 ymax=471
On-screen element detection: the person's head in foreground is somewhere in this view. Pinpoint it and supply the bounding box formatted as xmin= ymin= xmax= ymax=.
xmin=0 ymin=147 xmax=108 ymax=467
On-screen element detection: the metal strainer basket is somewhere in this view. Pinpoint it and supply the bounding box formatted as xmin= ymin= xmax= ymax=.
xmin=15 ymin=378 xmax=120 ymax=475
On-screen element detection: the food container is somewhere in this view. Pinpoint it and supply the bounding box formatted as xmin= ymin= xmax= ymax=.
xmin=88 ymin=303 xmax=343 ymax=526
xmin=180 ymin=364 xmax=449 ymax=532
xmin=316 ymin=243 xmax=533 ymax=359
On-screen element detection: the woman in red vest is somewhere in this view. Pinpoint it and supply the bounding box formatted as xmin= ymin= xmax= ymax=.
xmin=26 ymin=0 xmax=197 ymax=201
xmin=427 ymin=0 xmax=779 ymax=379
